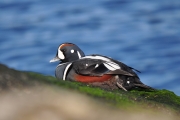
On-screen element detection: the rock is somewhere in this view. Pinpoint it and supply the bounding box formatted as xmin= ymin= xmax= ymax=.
xmin=0 ymin=63 xmax=179 ymax=120
xmin=0 ymin=63 xmax=41 ymax=91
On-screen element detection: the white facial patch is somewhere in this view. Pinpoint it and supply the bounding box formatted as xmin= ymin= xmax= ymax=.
xmin=127 ymin=81 xmax=130 ymax=84
xmin=71 ymin=49 xmax=74 ymax=53
xmin=86 ymin=64 xmax=88 ymax=66
xmin=77 ymin=51 xmax=81 ymax=58
xmin=58 ymin=49 xmax=65 ymax=59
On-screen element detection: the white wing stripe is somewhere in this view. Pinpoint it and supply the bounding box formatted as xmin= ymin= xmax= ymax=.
xmin=106 ymin=62 xmax=121 ymax=69
xmin=63 ymin=63 xmax=72 ymax=80
xmin=82 ymin=55 xmax=121 ymax=70
xmin=82 ymin=55 xmax=110 ymax=61
xmin=103 ymin=63 xmax=116 ymax=71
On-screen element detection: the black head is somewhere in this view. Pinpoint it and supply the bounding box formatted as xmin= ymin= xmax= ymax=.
xmin=50 ymin=43 xmax=85 ymax=63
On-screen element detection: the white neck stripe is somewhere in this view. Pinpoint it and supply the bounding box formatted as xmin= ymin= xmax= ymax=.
xmin=63 ymin=63 xmax=72 ymax=80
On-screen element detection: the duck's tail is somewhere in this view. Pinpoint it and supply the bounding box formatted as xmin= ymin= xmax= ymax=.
xmin=134 ymin=83 xmax=155 ymax=90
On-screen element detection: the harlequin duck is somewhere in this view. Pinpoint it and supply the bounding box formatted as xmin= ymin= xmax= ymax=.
xmin=50 ymin=43 xmax=153 ymax=91
xmin=50 ymin=43 xmax=85 ymax=63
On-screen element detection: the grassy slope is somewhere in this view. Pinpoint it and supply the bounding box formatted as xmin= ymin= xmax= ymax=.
xmin=0 ymin=63 xmax=179 ymax=117
xmin=28 ymin=72 xmax=180 ymax=114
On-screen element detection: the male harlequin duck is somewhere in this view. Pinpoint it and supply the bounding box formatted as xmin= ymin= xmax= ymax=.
xmin=50 ymin=43 xmax=153 ymax=91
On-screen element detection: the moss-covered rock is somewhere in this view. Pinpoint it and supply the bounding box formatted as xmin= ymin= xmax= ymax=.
xmin=28 ymin=68 xmax=180 ymax=112
xmin=0 ymin=63 xmax=180 ymax=119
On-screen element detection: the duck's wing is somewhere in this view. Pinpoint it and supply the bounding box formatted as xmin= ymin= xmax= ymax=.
xmin=88 ymin=54 xmax=140 ymax=76
xmin=72 ymin=58 xmax=134 ymax=77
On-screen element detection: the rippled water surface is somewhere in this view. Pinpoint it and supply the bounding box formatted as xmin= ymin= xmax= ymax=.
xmin=0 ymin=0 xmax=180 ymax=95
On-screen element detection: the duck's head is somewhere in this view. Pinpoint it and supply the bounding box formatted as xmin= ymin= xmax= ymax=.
xmin=50 ymin=43 xmax=85 ymax=63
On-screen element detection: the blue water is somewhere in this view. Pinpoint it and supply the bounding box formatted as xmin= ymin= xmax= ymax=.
xmin=0 ymin=0 xmax=180 ymax=95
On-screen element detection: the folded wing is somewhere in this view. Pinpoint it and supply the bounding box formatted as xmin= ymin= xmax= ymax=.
xmin=73 ymin=59 xmax=135 ymax=77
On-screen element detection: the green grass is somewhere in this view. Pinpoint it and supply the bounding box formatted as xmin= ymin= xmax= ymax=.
xmin=27 ymin=72 xmax=180 ymax=114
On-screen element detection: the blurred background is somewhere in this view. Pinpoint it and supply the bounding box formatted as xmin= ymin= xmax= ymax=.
xmin=0 ymin=0 xmax=180 ymax=95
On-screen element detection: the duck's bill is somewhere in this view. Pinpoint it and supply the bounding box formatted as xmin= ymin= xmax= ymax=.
xmin=50 ymin=57 xmax=60 ymax=63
